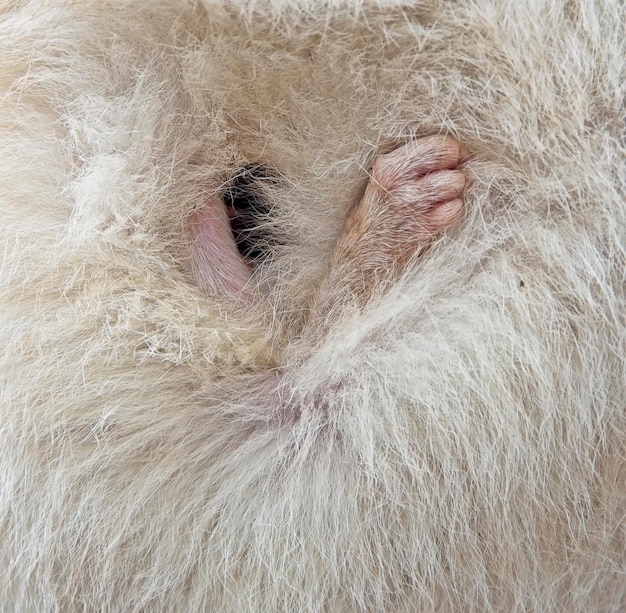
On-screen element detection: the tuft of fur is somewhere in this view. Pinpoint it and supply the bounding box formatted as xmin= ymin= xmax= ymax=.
xmin=0 ymin=1 xmax=624 ymax=611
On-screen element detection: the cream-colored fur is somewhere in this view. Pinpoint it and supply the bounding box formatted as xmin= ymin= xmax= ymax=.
xmin=0 ymin=1 xmax=624 ymax=611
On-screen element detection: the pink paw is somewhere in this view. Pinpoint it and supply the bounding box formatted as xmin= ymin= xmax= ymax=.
xmin=369 ymin=134 xmax=469 ymax=239
xmin=330 ymin=135 xmax=469 ymax=288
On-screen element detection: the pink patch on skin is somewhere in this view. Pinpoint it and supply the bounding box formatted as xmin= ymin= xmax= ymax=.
xmin=188 ymin=195 xmax=253 ymax=300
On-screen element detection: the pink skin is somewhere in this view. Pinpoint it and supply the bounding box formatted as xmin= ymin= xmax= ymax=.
xmin=188 ymin=195 xmax=253 ymax=300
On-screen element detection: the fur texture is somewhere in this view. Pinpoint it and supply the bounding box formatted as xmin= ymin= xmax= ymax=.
xmin=0 ymin=0 xmax=624 ymax=611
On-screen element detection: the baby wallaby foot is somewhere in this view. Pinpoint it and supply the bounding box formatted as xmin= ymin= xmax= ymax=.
xmin=318 ymin=135 xmax=469 ymax=307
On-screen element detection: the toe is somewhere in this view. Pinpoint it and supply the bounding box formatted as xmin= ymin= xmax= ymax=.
xmin=373 ymin=135 xmax=470 ymax=188
xmin=393 ymin=169 xmax=466 ymax=208
xmin=422 ymin=198 xmax=464 ymax=234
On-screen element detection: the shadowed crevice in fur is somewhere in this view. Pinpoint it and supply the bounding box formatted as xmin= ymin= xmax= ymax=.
xmin=224 ymin=165 xmax=278 ymax=264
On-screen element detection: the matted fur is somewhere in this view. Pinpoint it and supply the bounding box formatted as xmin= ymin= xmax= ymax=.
xmin=0 ymin=0 xmax=624 ymax=611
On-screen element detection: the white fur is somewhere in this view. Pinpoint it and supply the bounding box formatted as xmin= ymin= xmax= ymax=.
xmin=0 ymin=1 xmax=624 ymax=611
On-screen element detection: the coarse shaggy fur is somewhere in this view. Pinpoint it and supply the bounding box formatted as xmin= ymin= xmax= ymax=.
xmin=0 ymin=0 xmax=624 ymax=611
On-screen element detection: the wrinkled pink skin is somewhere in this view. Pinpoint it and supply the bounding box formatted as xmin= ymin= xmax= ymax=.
xmin=189 ymin=135 xmax=469 ymax=400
